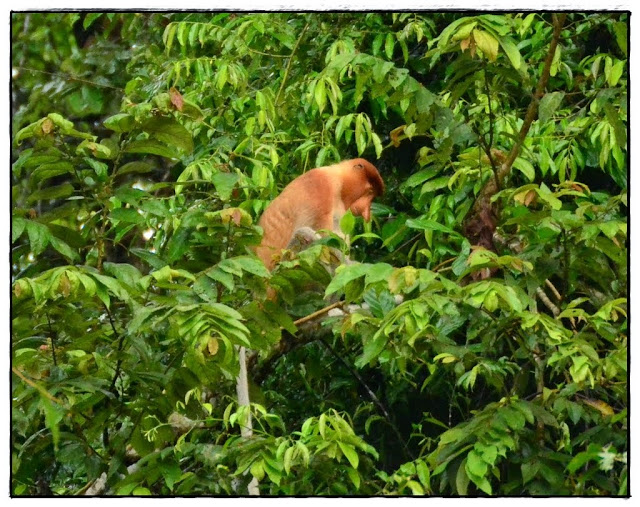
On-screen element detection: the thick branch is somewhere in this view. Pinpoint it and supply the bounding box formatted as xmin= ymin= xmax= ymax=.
xmin=464 ymin=14 xmax=567 ymax=256
xmin=496 ymin=13 xmax=567 ymax=187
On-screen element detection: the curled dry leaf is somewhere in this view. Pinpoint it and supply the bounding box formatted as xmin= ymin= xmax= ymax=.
xmin=169 ymin=87 xmax=184 ymax=111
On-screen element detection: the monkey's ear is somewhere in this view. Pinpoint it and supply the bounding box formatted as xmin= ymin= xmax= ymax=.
xmin=354 ymin=163 xmax=364 ymax=170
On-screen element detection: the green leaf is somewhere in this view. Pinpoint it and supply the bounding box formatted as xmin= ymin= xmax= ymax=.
xmin=104 ymin=262 xmax=142 ymax=288
xmin=26 ymin=221 xmax=51 ymax=255
xmin=355 ymin=115 xmax=366 ymax=155
xmin=163 ymin=23 xmax=177 ymax=53
xmin=372 ymin=60 xmax=394 ymax=83
xmin=407 ymin=480 xmax=424 ymax=495
xmin=473 ymin=29 xmax=498 ymax=61
xmin=406 ymin=218 xmax=463 ymax=238
xmin=405 ymin=168 xmax=439 ymax=188
xmin=124 ymin=139 xmax=179 ymax=159
xmin=31 ymin=161 xmax=74 ymax=184
xmin=340 ymin=211 xmax=356 ymax=236
xmin=498 ymin=36 xmax=522 ymax=70
xmin=325 ymin=263 xmax=368 ymax=296
xmin=613 ymin=22 xmax=628 ymax=57
xmin=166 ymin=226 xmax=192 ymax=263
xmin=76 ymin=140 xmax=112 ymax=159
xmin=437 ymin=16 xmax=476 ymax=49
xmin=500 ymin=406 xmax=526 ymax=430
xmin=142 ymin=116 xmax=193 ymax=154
xmin=539 ymin=92 xmax=564 ymax=124
xmin=117 ymin=161 xmax=154 ymax=176
xmin=83 ymin=13 xmax=102 ymax=29
xmin=160 ymin=460 xmax=182 ymax=491
xmin=456 ymin=458 xmax=470 ymax=495
xmin=421 ymin=176 xmax=449 ymax=193
xmin=512 ymin=158 xmax=535 ymax=181
xmin=346 ymin=467 xmax=361 ymax=490
xmin=338 ymin=441 xmax=359 ymax=469
xmin=550 ymin=44 xmax=561 ymax=77
xmin=364 ymin=263 xmax=394 ymax=285
xmin=40 ymin=396 xmax=65 ymax=451
xmin=451 ymin=21 xmax=477 ymax=41
xmin=604 ymin=103 xmax=627 ymax=148
xmin=206 ymin=268 xmax=235 ymax=291
xmin=536 ymin=183 xmax=562 ymax=210
xmin=26 ymin=183 xmax=75 ymax=203
xmin=12 ymin=216 xmax=27 ymax=243
xmin=355 ymin=331 xmax=388 ymax=367
xmin=385 ymin=33 xmax=394 ymax=59
xmin=314 ymin=79 xmax=327 ymax=113
xmin=608 ymin=60 xmax=624 ymax=87
xmin=110 ymin=208 xmax=144 ymax=224
xmin=84 ymin=157 xmax=109 ymax=180
xmin=211 ymin=171 xmax=239 ymax=201
xmin=131 ymin=248 xmax=167 ymax=270
xmin=466 ymin=449 xmax=488 ymax=477
xmin=567 ymin=449 xmax=598 ymax=474
xmin=49 ymin=236 xmax=78 ymax=261
xmin=416 ymin=460 xmax=430 ymax=489
xmin=521 ymin=460 xmax=540 ymax=484
xmin=140 ymin=199 xmax=168 ymax=217
xmin=103 ymin=113 xmax=136 ymax=133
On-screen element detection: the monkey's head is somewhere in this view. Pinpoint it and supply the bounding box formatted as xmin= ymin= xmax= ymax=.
xmin=343 ymin=159 xmax=384 ymax=222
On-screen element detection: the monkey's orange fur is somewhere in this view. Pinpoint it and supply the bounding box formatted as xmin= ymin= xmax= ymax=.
xmin=256 ymin=158 xmax=384 ymax=270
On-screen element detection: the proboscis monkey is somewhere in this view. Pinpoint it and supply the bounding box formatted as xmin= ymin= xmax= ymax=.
xmin=236 ymin=159 xmax=383 ymax=495
xmin=256 ymin=158 xmax=385 ymax=270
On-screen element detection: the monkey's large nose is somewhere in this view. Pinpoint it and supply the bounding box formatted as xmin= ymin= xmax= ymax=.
xmin=361 ymin=207 xmax=371 ymax=221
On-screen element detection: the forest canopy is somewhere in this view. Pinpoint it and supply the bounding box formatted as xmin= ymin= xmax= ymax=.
xmin=11 ymin=11 xmax=627 ymax=496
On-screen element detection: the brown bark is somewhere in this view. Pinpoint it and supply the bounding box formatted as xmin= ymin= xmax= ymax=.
xmin=463 ymin=14 xmax=568 ymax=266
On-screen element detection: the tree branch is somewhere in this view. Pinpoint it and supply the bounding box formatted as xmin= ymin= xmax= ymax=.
xmin=496 ymin=13 xmax=567 ymax=187
xmin=275 ymin=23 xmax=309 ymax=107
xmin=464 ymin=14 xmax=567 ymax=256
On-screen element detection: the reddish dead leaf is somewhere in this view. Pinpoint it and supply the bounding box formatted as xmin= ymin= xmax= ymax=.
xmin=524 ymin=189 xmax=537 ymax=206
xmin=231 ymin=209 xmax=242 ymax=226
xmin=170 ymin=87 xmax=184 ymax=111
xmin=390 ymin=126 xmax=405 ymax=148
xmin=460 ymin=37 xmax=471 ymax=52
xmin=513 ymin=189 xmax=537 ymax=207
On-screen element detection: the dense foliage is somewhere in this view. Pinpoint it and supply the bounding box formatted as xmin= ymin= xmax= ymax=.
xmin=11 ymin=12 xmax=627 ymax=496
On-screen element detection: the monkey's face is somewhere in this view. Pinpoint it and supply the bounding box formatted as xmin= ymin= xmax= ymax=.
xmin=349 ymin=189 xmax=376 ymax=221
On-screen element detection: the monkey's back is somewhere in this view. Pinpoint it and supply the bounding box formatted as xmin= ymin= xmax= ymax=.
xmin=256 ymin=167 xmax=336 ymax=269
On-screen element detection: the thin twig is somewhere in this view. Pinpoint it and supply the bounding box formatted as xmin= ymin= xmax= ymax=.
xmin=106 ymin=305 xmax=125 ymax=395
xmin=497 ymin=13 xmax=567 ymax=187
xmin=12 ymin=367 xmax=68 ymax=409
xmin=275 ymin=23 xmax=309 ymax=106
xmin=545 ymin=279 xmax=563 ymax=302
xmin=536 ymin=287 xmax=560 ymax=317
xmin=45 ymin=313 xmax=58 ymax=367
xmin=482 ymin=67 xmax=500 ymax=187
xmin=14 ymin=66 xmax=123 ymax=91
xmin=317 ymin=335 xmax=414 ymax=462
xmin=293 ymin=301 xmax=345 ymax=326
